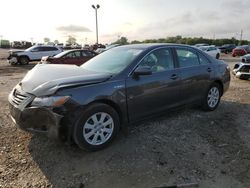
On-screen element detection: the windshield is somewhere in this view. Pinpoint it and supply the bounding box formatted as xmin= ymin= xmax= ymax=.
xmin=81 ymin=47 xmax=143 ymax=74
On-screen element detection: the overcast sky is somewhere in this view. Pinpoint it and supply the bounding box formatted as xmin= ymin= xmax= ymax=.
xmin=0 ymin=0 xmax=249 ymax=44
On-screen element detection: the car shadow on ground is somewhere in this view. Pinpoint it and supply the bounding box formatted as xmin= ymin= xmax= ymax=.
xmin=28 ymin=100 xmax=250 ymax=188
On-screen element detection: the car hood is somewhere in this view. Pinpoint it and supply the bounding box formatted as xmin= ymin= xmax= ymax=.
xmin=20 ymin=64 xmax=112 ymax=96
xmin=9 ymin=50 xmax=25 ymax=55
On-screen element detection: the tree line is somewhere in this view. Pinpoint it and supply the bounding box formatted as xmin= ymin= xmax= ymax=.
xmin=113 ymin=36 xmax=250 ymax=46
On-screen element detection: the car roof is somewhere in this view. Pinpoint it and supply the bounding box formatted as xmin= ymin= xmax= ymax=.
xmin=118 ymin=43 xmax=193 ymax=50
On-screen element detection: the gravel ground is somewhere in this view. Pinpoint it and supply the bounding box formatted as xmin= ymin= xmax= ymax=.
xmin=0 ymin=48 xmax=249 ymax=188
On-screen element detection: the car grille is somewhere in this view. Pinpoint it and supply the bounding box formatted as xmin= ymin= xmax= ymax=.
xmin=11 ymin=89 xmax=29 ymax=106
xmin=240 ymin=65 xmax=250 ymax=73
xmin=10 ymin=87 xmax=34 ymax=109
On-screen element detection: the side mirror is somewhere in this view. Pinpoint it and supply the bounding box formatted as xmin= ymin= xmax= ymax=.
xmin=133 ymin=66 xmax=152 ymax=77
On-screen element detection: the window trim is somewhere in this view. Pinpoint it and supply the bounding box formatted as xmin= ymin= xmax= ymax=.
xmin=197 ymin=51 xmax=211 ymax=65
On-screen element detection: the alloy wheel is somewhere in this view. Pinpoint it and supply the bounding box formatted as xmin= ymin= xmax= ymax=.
xmin=83 ymin=112 xmax=114 ymax=146
xmin=207 ymin=87 xmax=220 ymax=108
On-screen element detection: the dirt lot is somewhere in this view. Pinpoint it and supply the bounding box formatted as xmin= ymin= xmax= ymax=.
xmin=0 ymin=48 xmax=249 ymax=188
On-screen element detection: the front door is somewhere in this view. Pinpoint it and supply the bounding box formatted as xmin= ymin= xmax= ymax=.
xmin=126 ymin=48 xmax=182 ymax=121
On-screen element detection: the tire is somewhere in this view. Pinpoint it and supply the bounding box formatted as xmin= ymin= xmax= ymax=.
xmin=73 ymin=103 xmax=120 ymax=151
xmin=216 ymin=53 xmax=220 ymax=59
xmin=202 ymin=83 xmax=222 ymax=111
xmin=19 ymin=56 xmax=29 ymax=65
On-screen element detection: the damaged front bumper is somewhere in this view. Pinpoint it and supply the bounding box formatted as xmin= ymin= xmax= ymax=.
xmin=7 ymin=55 xmax=18 ymax=65
xmin=233 ymin=63 xmax=250 ymax=79
xmin=9 ymin=103 xmax=63 ymax=139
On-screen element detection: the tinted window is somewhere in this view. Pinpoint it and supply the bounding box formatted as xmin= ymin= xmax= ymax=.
xmin=82 ymin=50 xmax=96 ymax=57
xmin=176 ymin=48 xmax=199 ymax=68
xmin=74 ymin=51 xmax=81 ymax=58
xmin=139 ymin=48 xmax=174 ymax=73
xmin=40 ymin=47 xmax=58 ymax=51
xmin=65 ymin=51 xmax=81 ymax=58
xmin=31 ymin=47 xmax=41 ymax=52
xmin=83 ymin=51 xmax=96 ymax=57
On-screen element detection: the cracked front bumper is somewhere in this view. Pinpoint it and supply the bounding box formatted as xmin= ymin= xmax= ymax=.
xmin=9 ymin=102 xmax=63 ymax=139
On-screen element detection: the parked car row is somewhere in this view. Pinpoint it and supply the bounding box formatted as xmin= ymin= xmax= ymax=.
xmin=7 ymin=45 xmax=98 ymax=66
xmin=195 ymin=43 xmax=250 ymax=57
xmin=8 ymin=43 xmax=231 ymax=151
xmin=219 ymin=44 xmax=236 ymax=54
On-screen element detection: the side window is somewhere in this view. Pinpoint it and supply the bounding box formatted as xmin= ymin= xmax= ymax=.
xmin=31 ymin=47 xmax=40 ymax=52
xmin=139 ymin=48 xmax=174 ymax=73
xmin=65 ymin=52 xmax=75 ymax=58
xmin=49 ymin=47 xmax=58 ymax=51
xmin=83 ymin=51 xmax=96 ymax=57
xmin=74 ymin=51 xmax=81 ymax=58
xmin=41 ymin=47 xmax=50 ymax=51
xmin=199 ymin=54 xmax=210 ymax=65
xmin=81 ymin=51 xmax=88 ymax=57
xmin=176 ymin=48 xmax=199 ymax=68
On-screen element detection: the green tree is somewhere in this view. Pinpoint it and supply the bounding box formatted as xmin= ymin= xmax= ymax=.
xmin=54 ymin=40 xmax=59 ymax=44
xmin=112 ymin=36 xmax=129 ymax=45
xmin=66 ymin=36 xmax=77 ymax=44
xmin=44 ymin=37 xmax=50 ymax=43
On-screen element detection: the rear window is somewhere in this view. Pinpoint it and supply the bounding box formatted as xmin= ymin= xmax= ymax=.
xmin=176 ymin=48 xmax=200 ymax=68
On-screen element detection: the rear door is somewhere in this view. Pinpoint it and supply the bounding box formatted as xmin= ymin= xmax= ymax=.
xmin=174 ymin=47 xmax=212 ymax=104
xmin=29 ymin=47 xmax=44 ymax=60
xmin=126 ymin=47 xmax=182 ymax=121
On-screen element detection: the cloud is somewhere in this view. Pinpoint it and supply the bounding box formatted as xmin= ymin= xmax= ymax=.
xmin=221 ymin=0 xmax=250 ymax=15
xmin=128 ymin=7 xmax=250 ymax=41
xmin=56 ymin=25 xmax=92 ymax=33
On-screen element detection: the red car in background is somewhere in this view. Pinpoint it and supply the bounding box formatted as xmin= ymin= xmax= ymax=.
xmin=41 ymin=49 xmax=98 ymax=66
xmin=232 ymin=45 xmax=250 ymax=57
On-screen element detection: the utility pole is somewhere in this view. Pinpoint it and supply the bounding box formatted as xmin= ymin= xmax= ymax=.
xmin=92 ymin=4 xmax=100 ymax=44
xmin=239 ymin=29 xmax=243 ymax=45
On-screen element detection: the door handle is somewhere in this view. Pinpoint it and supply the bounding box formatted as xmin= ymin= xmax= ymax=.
xmin=207 ymin=67 xmax=212 ymax=72
xmin=170 ymin=74 xmax=178 ymax=80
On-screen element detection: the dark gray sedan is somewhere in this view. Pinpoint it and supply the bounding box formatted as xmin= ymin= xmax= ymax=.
xmin=8 ymin=44 xmax=230 ymax=151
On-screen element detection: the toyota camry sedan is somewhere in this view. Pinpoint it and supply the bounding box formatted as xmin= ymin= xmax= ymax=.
xmin=8 ymin=44 xmax=230 ymax=151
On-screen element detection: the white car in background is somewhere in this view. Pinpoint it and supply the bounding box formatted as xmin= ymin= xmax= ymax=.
xmin=199 ymin=46 xmax=221 ymax=59
xmin=7 ymin=45 xmax=63 ymax=65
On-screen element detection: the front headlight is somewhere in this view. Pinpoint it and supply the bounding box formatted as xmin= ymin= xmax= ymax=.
xmin=31 ymin=96 xmax=70 ymax=107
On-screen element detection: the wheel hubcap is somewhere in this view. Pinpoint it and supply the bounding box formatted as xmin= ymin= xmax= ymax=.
xmin=207 ymin=87 xmax=220 ymax=108
xmin=83 ymin=112 xmax=114 ymax=145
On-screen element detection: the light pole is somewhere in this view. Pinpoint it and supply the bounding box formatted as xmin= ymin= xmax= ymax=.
xmin=92 ymin=4 xmax=100 ymax=44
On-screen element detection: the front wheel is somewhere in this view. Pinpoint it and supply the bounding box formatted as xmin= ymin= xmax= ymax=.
xmin=19 ymin=56 xmax=29 ymax=65
xmin=202 ymin=83 xmax=222 ymax=111
xmin=216 ymin=53 xmax=220 ymax=59
xmin=73 ymin=103 xmax=120 ymax=151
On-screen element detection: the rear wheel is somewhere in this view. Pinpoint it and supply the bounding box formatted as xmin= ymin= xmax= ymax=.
xmin=216 ymin=53 xmax=220 ymax=59
xmin=202 ymin=83 xmax=222 ymax=111
xmin=19 ymin=56 xmax=29 ymax=65
xmin=73 ymin=103 xmax=120 ymax=151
